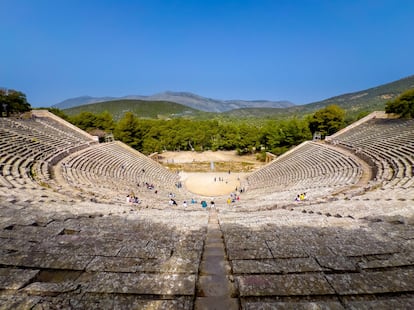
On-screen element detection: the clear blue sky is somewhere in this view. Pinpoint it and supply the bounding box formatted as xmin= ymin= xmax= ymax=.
xmin=2 ymin=0 xmax=414 ymax=107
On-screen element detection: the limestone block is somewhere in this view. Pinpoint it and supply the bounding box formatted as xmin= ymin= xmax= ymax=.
xmin=236 ymin=274 xmax=335 ymax=296
xmin=82 ymin=272 xmax=196 ymax=295
xmin=326 ymin=269 xmax=414 ymax=295
xmin=0 ymin=268 xmax=39 ymax=290
xmin=232 ymin=257 xmax=323 ymax=274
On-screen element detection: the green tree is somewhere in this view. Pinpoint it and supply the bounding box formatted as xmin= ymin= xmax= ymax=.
xmin=385 ymin=88 xmax=414 ymax=118
xmin=70 ymin=112 xmax=98 ymax=132
xmin=114 ymin=112 xmax=141 ymax=149
xmin=308 ymin=105 xmax=345 ymax=137
xmin=46 ymin=108 xmax=70 ymax=121
xmin=95 ymin=111 xmax=115 ymax=131
xmin=69 ymin=110 xmax=115 ymax=134
xmin=260 ymin=118 xmax=311 ymax=155
xmin=0 ymin=89 xmax=31 ymax=116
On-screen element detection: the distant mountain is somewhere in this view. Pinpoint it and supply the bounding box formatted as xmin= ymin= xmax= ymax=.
xmin=53 ymin=91 xmax=295 ymax=112
xmin=223 ymin=75 xmax=414 ymax=119
xmin=53 ymin=96 xmax=117 ymax=109
xmin=54 ymin=75 xmax=414 ymax=119
xmin=63 ymin=99 xmax=206 ymax=121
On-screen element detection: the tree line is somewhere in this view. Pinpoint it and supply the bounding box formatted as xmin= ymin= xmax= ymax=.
xmin=385 ymin=88 xmax=414 ymax=118
xmin=49 ymin=104 xmax=348 ymax=159
xmin=5 ymin=88 xmax=413 ymax=158
xmin=49 ymin=87 xmax=413 ymax=159
xmin=0 ymin=89 xmax=31 ymax=116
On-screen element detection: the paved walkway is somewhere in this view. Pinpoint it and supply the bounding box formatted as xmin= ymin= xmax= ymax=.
xmin=195 ymin=209 xmax=239 ymax=309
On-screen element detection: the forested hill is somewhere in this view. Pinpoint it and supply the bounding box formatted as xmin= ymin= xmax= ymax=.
xmin=223 ymin=75 xmax=414 ymax=119
xmin=62 ymin=75 xmax=414 ymax=121
xmin=63 ymin=99 xmax=207 ymax=120
xmin=54 ymin=91 xmax=294 ymax=112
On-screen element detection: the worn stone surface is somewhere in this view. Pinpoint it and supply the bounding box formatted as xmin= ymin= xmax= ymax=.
xmin=195 ymin=297 xmax=239 ymax=310
xmin=0 ymin=295 xmax=41 ymax=309
xmin=241 ymin=300 xmax=345 ymax=310
xmin=227 ymin=246 xmax=273 ymax=260
xmin=232 ymin=257 xmax=323 ymax=274
xmin=195 ymin=209 xmax=240 ymax=308
xmin=1 ymin=185 xmax=414 ymax=307
xmin=237 ymin=274 xmax=335 ymax=296
xmin=73 ymin=294 xmax=194 ymax=310
xmin=0 ymin=251 xmax=93 ymax=270
xmin=357 ymin=252 xmax=414 ymax=269
xmin=315 ymin=255 xmax=359 ymax=271
xmin=0 ymin=268 xmax=39 ymax=290
xmin=325 ymin=269 xmax=414 ymax=295
xmin=22 ymin=281 xmax=80 ymax=296
xmin=342 ymin=296 xmax=414 ymax=310
xmin=82 ymin=272 xmax=196 ymax=295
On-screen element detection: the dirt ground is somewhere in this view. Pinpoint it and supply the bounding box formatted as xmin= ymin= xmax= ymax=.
xmin=180 ymin=172 xmax=248 ymax=197
xmin=159 ymin=151 xmax=263 ymax=196
xmin=159 ymin=150 xmax=259 ymax=164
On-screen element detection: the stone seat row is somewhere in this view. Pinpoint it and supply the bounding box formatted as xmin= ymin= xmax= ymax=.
xmin=0 ymin=116 xmax=96 ymax=190
xmin=0 ymin=117 xmax=90 ymax=146
xmin=56 ymin=141 xmax=184 ymax=202
xmin=243 ymin=141 xmax=361 ymax=195
xmin=329 ymin=118 xmax=414 ymax=188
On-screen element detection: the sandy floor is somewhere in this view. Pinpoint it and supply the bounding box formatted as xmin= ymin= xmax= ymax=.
xmin=181 ymin=172 xmax=248 ymax=197
xmin=159 ymin=150 xmax=259 ymax=164
xmin=159 ymin=151 xmax=260 ymax=197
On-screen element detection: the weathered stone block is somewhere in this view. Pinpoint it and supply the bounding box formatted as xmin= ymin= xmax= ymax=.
xmin=236 ymin=274 xmax=335 ymax=296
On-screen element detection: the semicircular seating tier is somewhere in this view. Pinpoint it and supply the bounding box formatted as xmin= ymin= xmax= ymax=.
xmin=0 ymin=113 xmax=96 ymax=191
xmin=327 ymin=117 xmax=414 ymax=189
xmin=56 ymin=141 xmax=183 ymax=202
xmin=241 ymin=141 xmax=363 ymax=203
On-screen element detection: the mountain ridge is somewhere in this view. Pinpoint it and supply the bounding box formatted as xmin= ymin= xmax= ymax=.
xmin=52 ymin=91 xmax=295 ymax=112
xmin=55 ymin=74 xmax=414 ymax=120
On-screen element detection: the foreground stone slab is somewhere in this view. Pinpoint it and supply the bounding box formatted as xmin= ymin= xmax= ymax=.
xmin=227 ymin=247 xmax=273 ymax=260
xmin=357 ymin=252 xmax=414 ymax=269
xmin=232 ymin=257 xmax=323 ymax=274
xmin=82 ymin=272 xmax=196 ymax=295
xmin=0 ymin=268 xmax=39 ymax=290
xmin=0 ymin=295 xmax=41 ymax=309
xmin=241 ymin=300 xmax=345 ymax=310
xmin=195 ymin=296 xmax=239 ymax=310
xmin=326 ymin=269 xmax=414 ymax=295
xmin=74 ymin=294 xmax=194 ymax=310
xmin=22 ymin=281 xmax=80 ymax=296
xmin=342 ymin=295 xmax=414 ymax=310
xmin=0 ymin=252 xmax=93 ymax=270
xmin=197 ymin=275 xmax=237 ymax=297
xmin=315 ymin=255 xmax=359 ymax=271
xmin=266 ymin=241 xmax=309 ymax=258
xmin=237 ymin=274 xmax=335 ymax=296
xmin=327 ymin=239 xmax=399 ymax=257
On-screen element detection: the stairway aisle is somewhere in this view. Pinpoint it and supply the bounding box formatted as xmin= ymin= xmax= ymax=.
xmin=195 ymin=209 xmax=239 ymax=310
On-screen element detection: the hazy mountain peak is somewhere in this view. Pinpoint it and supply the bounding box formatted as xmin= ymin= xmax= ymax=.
xmin=53 ymin=91 xmax=295 ymax=112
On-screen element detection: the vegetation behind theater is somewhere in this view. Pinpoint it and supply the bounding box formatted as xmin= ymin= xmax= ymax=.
xmin=2 ymin=75 xmax=413 ymax=159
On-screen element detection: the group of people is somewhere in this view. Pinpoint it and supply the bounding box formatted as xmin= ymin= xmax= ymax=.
xmin=200 ymin=200 xmax=215 ymax=208
xmin=226 ymin=192 xmax=240 ymax=206
xmin=295 ymin=192 xmax=307 ymax=202
xmin=126 ymin=194 xmax=140 ymax=204
xmin=169 ymin=196 xmax=198 ymax=207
